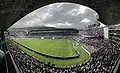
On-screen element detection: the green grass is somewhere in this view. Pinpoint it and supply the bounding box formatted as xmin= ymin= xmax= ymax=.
xmin=14 ymin=38 xmax=90 ymax=68
xmin=15 ymin=38 xmax=77 ymax=57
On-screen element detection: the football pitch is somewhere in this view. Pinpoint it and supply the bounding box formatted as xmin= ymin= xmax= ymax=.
xmin=14 ymin=38 xmax=90 ymax=68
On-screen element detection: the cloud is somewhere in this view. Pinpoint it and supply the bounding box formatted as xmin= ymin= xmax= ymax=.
xmin=9 ymin=2 xmax=99 ymax=30
xmin=67 ymin=5 xmax=87 ymax=16
xmin=81 ymin=18 xmax=91 ymax=23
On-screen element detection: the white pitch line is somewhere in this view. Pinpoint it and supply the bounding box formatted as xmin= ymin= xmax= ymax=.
xmin=81 ymin=46 xmax=90 ymax=55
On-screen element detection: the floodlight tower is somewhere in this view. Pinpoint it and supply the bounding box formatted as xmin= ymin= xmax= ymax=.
xmin=103 ymin=26 xmax=109 ymax=39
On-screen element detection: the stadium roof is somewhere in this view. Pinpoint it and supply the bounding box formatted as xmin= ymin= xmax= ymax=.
xmin=99 ymin=21 xmax=106 ymax=27
xmin=0 ymin=0 xmax=120 ymax=30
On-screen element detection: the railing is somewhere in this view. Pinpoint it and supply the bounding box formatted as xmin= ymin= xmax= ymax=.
xmin=6 ymin=52 xmax=21 ymax=73
xmin=110 ymin=55 xmax=120 ymax=73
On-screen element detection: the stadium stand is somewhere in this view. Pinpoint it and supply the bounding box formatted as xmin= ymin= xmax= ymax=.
xmin=6 ymin=27 xmax=120 ymax=73
xmin=29 ymin=27 xmax=79 ymax=37
xmin=7 ymin=37 xmax=120 ymax=73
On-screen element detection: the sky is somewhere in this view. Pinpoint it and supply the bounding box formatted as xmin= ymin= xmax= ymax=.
xmin=9 ymin=2 xmax=99 ymax=30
